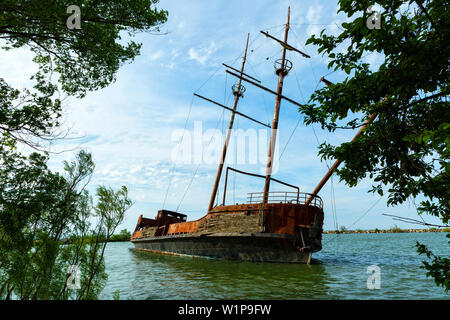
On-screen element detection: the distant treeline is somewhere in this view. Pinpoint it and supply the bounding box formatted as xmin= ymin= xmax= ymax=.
xmin=109 ymin=229 xmax=132 ymax=241
xmin=324 ymin=226 xmax=450 ymax=234
xmin=61 ymin=229 xmax=131 ymax=244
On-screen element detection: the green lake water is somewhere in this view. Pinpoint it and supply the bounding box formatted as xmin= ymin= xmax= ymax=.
xmin=99 ymin=232 xmax=449 ymax=300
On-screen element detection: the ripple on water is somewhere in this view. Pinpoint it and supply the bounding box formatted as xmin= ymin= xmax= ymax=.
xmin=99 ymin=233 xmax=449 ymax=300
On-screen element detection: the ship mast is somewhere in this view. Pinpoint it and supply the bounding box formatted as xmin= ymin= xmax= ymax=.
xmin=262 ymin=7 xmax=291 ymax=203
xmin=217 ymin=7 xmax=311 ymax=206
xmin=207 ymin=34 xmax=250 ymax=212
xmin=201 ymin=7 xmax=375 ymax=209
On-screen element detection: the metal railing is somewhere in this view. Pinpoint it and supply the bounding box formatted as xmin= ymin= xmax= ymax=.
xmin=222 ymin=167 xmax=299 ymax=205
xmin=247 ymin=191 xmax=323 ymax=208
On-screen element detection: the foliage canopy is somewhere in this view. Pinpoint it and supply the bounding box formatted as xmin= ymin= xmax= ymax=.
xmin=303 ymin=0 xmax=449 ymax=291
xmin=0 ymin=0 xmax=166 ymax=299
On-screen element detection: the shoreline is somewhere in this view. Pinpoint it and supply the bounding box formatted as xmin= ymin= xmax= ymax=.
xmin=66 ymin=228 xmax=448 ymax=243
xmin=323 ymin=228 xmax=449 ymax=234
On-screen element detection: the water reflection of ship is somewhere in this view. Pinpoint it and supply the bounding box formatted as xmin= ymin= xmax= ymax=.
xmin=130 ymin=6 xmax=373 ymax=264
xmin=130 ymin=248 xmax=333 ymax=299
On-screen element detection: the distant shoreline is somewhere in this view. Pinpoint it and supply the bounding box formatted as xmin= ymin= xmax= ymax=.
xmin=323 ymin=228 xmax=449 ymax=234
xmin=69 ymin=228 xmax=448 ymax=243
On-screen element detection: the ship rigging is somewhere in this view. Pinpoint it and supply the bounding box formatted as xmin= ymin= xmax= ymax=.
xmin=130 ymin=7 xmax=375 ymax=263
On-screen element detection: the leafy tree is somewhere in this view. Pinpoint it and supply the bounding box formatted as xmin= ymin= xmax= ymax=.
xmin=0 ymin=0 xmax=166 ymax=299
xmin=1 ymin=0 xmax=167 ymax=97
xmin=302 ymin=0 xmax=449 ymax=291
xmin=0 ymin=78 xmax=62 ymax=150
xmin=417 ymin=241 xmax=449 ymax=291
xmin=0 ymin=150 xmax=133 ymax=299
xmin=1 ymin=0 xmax=167 ymax=149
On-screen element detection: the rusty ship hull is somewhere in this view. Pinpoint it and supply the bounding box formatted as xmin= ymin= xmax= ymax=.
xmin=131 ymin=198 xmax=324 ymax=263
xmin=132 ymin=233 xmax=312 ymax=263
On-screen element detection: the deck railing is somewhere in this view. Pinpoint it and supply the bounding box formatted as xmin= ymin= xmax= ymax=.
xmin=247 ymin=191 xmax=323 ymax=209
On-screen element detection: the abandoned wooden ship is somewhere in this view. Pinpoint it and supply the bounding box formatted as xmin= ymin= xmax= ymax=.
xmin=131 ymin=7 xmax=372 ymax=263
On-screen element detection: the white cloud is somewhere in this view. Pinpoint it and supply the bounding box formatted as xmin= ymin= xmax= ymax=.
xmin=149 ymin=49 xmax=164 ymax=61
xmin=188 ymin=41 xmax=217 ymax=65
xmin=0 ymin=42 xmax=38 ymax=88
xmin=306 ymin=4 xmax=323 ymax=22
xmin=306 ymin=4 xmax=324 ymax=37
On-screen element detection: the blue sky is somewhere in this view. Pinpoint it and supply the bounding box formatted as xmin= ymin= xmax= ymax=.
xmin=0 ymin=0 xmax=443 ymax=232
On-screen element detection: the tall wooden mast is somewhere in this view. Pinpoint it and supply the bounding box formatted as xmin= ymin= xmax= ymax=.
xmin=262 ymin=7 xmax=291 ymax=203
xmin=217 ymin=6 xmax=310 ymax=206
xmin=207 ymin=34 xmax=250 ymax=212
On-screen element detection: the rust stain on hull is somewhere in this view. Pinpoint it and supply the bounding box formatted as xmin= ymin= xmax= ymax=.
xmin=131 ymin=203 xmax=323 ymax=239
xmin=135 ymin=248 xmax=209 ymax=260
xmin=130 ymin=200 xmax=324 ymax=263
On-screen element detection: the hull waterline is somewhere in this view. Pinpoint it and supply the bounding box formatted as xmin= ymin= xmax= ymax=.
xmin=131 ymin=232 xmax=313 ymax=263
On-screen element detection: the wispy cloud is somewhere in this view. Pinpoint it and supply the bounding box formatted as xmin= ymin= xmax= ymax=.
xmin=306 ymin=4 xmax=324 ymax=37
xmin=188 ymin=41 xmax=217 ymax=65
xmin=149 ymin=49 xmax=164 ymax=61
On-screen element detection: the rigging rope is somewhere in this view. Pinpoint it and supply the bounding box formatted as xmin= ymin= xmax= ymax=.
xmin=278 ymin=118 xmax=301 ymax=162
xmin=175 ymin=30 xmax=295 ymax=211
xmin=324 ymin=196 xmax=384 ymax=244
xmin=170 ymin=24 xmax=352 ymax=212
xmin=277 ymin=52 xmax=311 ymax=163
xmin=162 ymin=94 xmax=195 ymax=209
xmin=233 ymin=114 xmax=240 ymax=204
xmin=176 ymin=105 xmax=227 ymax=212
xmin=167 ymin=46 xmax=247 ymax=212
xmin=286 ymin=37 xmax=341 ymax=232
xmin=162 ymin=60 xmax=229 ymax=210
xmin=330 ymin=175 xmax=338 ymax=230
xmin=215 ymin=75 xmax=232 ymax=207
xmin=246 ymin=59 xmax=271 ymax=124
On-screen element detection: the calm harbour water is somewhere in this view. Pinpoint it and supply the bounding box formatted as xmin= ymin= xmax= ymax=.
xmin=99 ymin=232 xmax=449 ymax=300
